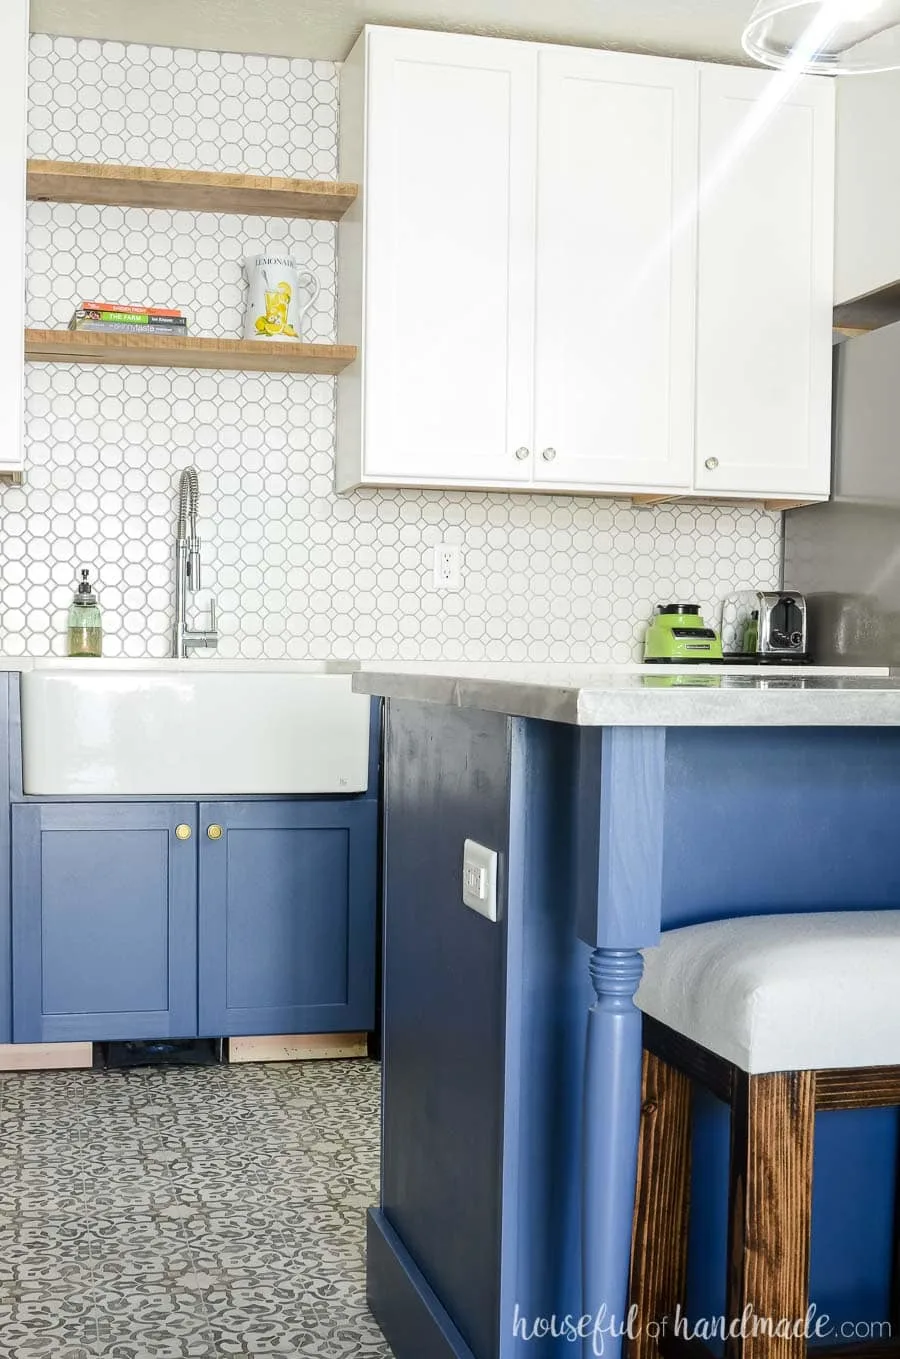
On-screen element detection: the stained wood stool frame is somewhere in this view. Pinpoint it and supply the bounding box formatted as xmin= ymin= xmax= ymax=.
xmin=629 ymin=1014 xmax=900 ymax=1359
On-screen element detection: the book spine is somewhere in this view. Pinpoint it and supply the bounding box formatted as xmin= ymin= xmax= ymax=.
xmin=80 ymin=302 xmax=183 ymax=318
xmin=70 ymin=321 xmax=191 ymax=336
xmin=78 ymin=312 xmax=187 ymax=326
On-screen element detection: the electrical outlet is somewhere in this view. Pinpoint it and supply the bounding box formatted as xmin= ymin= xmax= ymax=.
xmin=432 ymin=542 xmax=461 ymax=591
xmin=462 ymin=839 xmax=498 ymax=922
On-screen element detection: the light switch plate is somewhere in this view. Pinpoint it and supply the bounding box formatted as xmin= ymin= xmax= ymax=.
xmin=462 ymin=838 xmax=499 ymax=922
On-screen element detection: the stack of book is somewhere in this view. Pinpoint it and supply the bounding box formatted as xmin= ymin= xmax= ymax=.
xmin=68 ymin=302 xmax=188 ymax=336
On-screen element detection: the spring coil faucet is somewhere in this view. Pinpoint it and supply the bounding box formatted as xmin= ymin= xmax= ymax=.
xmin=173 ymin=466 xmax=218 ymax=658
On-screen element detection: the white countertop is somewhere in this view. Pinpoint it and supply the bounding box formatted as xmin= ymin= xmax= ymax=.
xmin=350 ymin=663 xmax=900 ymax=726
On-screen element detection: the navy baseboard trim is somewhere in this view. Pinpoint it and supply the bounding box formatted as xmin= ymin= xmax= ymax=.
xmin=366 ymin=1208 xmax=478 ymax=1359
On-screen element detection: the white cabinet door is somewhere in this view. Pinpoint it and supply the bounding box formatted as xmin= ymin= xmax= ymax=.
xmin=694 ymin=67 xmax=834 ymax=500
xmin=532 ymin=48 xmax=699 ymax=491
xmin=0 ymin=0 xmax=27 ymax=478
xmin=360 ymin=28 xmax=537 ymax=487
xmin=834 ymin=71 xmax=900 ymax=307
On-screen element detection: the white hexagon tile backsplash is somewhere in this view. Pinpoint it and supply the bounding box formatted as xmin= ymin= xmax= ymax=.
xmin=12 ymin=33 xmax=781 ymax=662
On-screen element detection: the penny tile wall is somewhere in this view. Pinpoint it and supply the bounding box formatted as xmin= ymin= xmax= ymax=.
xmin=11 ymin=33 xmax=781 ymax=661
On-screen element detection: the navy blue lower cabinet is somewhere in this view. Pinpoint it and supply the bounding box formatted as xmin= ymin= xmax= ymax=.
xmin=198 ymin=800 xmax=377 ymax=1037
xmin=12 ymin=802 xmax=199 ymax=1043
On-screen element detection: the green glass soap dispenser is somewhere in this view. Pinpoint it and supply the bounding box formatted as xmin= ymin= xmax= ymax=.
xmin=67 ymin=569 xmax=103 ymax=657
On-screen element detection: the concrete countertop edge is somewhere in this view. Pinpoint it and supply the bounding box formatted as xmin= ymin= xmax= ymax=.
xmin=350 ymin=667 xmax=900 ymax=726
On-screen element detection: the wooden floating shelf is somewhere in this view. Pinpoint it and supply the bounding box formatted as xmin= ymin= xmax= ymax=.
xmin=24 ymin=328 xmax=357 ymax=375
xmin=26 ymin=159 xmax=359 ymax=221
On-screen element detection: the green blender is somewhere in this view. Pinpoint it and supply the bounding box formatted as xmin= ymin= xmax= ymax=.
xmin=643 ymin=603 xmax=723 ymax=665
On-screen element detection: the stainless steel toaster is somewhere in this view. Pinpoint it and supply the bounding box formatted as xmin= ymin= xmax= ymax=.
xmin=721 ymin=590 xmax=809 ymax=663
xmin=756 ymin=591 xmax=808 ymax=660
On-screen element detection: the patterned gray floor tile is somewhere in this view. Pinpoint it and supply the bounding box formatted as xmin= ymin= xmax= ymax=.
xmin=80 ymin=1132 xmax=165 ymax=1157
xmin=0 ymin=1292 xmax=100 ymax=1357
xmin=0 ymin=1060 xmax=386 ymax=1359
xmin=178 ymin=1205 xmax=291 ymax=1274
xmin=81 ymin=1162 xmax=180 ymax=1214
xmin=0 ymin=1212 xmax=93 ymax=1298
xmin=200 ymin=1281 xmax=325 ymax=1355
xmin=91 ymin=1283 xmax=215 ymax=1356
xmin=88 ymin=1212 xmax=196 ymax=1288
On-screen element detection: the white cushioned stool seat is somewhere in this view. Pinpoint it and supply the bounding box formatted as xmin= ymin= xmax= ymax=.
xmin=636 ymin=910 xmax=900 ymax=1074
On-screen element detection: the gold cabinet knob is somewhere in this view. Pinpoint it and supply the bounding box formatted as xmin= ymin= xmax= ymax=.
xmin=207 ymin=824 xmax=223 ymax=841
xmin=175 ymin=824 xmax=192 ymax=841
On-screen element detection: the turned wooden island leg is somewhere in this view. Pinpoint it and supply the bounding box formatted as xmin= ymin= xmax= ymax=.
xmin=575 ymin=725 xmax=668 ymax=1359
xmin=582 ymin=947 xmax=646 ymax=1359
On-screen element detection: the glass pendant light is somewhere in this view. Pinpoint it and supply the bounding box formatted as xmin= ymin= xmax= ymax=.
xmin=742 ymin=0 xmax=900 ymax=72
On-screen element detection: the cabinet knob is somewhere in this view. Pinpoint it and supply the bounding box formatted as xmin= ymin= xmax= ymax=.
xmin=207 ymin=824 xmax=223 ymax=841
xmin=514 ymin=446 xmax=530 ymax=461
xmin=705 ymin=457 xmax=719 ymax=471
xmin=541 ymin=447 xmax=557 ymax=462
xmin=175 ymin=824 xmax=192 ymax=841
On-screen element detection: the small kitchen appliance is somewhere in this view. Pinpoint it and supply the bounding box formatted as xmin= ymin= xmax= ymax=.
xmin=643 ymin=604 xmax=723 ymax=664
xmin=722 ymin=590 xmax=809 ymax=664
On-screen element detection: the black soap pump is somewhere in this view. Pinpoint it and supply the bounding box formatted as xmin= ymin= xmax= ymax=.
xmin=67 ymin=569 xmax=103 ymax=657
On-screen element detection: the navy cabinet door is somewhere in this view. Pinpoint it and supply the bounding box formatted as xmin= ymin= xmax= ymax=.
xmin=12 ymin=802 xmax=198 ymax=1043
xmin=198 ymin=800 xmax=377 ymax=1037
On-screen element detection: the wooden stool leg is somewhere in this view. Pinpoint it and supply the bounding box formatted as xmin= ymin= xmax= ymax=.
xmin=629 ymin=1049 xmax=692 ymax=1359
xmin=726 ymin=1070 xmax=815 ymax=1359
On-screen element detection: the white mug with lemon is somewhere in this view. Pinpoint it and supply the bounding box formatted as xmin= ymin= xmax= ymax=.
xmin=243 ymin=254 xmax=320 ymax=342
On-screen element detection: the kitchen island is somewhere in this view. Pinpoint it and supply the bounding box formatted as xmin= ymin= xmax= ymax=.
xmin=352 ymin=668 xmax=900 ymax=1359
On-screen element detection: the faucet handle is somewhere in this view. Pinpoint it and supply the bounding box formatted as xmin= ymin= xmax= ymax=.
xmin=208 ymin=597 xmax=217 ymax=634
xmin=188 ymin=543 xmax=202 ymax=593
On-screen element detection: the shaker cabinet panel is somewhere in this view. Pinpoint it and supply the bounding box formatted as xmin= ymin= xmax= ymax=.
xmin=353 ymin=28 xmax=538 ymax=487
xmin=12 ymin=803 xmax=198 ymax=1043
xmin=198 ymin=801 xmax=378 ymax=1037
xmin=533 ymin=49 xmax=698 ymax=490
xmin=693 ymin=66 xmax=835 ymax=499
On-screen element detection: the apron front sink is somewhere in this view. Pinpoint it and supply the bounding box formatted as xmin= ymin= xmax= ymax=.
xmin=21 ymin=660 xmax=371 ymax=796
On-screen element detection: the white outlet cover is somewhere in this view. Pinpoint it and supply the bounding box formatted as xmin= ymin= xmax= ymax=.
xmin=432 ymin=543 xmax=461 ymax=591
xmin=462 ymin=839 xmax=499 ymax=922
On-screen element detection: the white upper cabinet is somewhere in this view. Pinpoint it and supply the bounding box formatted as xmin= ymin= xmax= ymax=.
xmin=336 ymin=28 xmax=537 ymax=491
xmin=834 ymin=71 xmax=900 ymax=307
xmin=337 ymin=26 xmax=836 ymax=502
xmin=693 ymin=67 xmax=835 ymax=501
xmin=0 ymin=0 xmax=28 ymax=480
xmin=533 ymin=49 xmax=698 ymax=491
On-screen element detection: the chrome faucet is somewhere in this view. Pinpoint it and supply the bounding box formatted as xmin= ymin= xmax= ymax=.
xmin=173 ymin=466 xmax=218 ymax=658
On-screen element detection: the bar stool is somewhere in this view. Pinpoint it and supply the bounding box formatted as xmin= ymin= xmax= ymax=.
xmin=628 ymin=910 xmax=900 ymax=1359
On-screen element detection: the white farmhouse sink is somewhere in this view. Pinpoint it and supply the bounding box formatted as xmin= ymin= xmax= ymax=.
xmin=21 ymin=661 xmax=372 ymax=796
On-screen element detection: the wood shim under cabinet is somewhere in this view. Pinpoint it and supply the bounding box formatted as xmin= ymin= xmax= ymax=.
xmin=0 ymin=1042 xmax=93 ymax=1071
xmin=228 ymin=1033 xmax=369 ymax=1064
xmin=27 ymin=159 xmax=359 ymax=221
xmin=25 ymin=328 xmax=357 ymax=375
